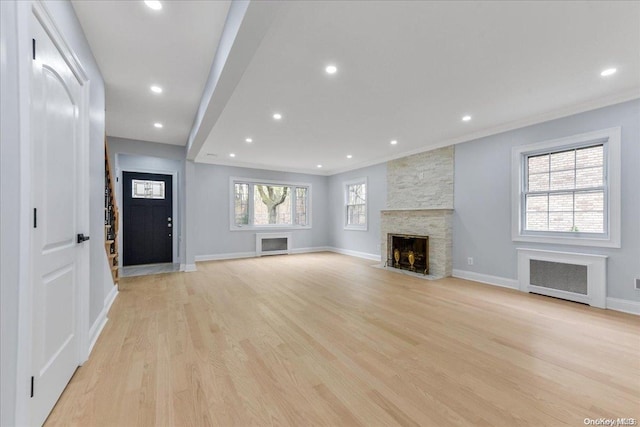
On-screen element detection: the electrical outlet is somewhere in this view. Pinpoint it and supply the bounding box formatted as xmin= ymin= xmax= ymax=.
xmin=635 ymin=278 xmax=640 ymax=290
xmin=418 ymin=172 xmax=424 ymax=180
xmin=376 ymin=244 xmax=381 ymax=251
xmin=467 ymin=257 xmax=474 ymax=266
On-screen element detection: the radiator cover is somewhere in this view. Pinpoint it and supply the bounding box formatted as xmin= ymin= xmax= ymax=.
xmin=256 ymin=232 xmax=291 ymax=256
xmin=530 ymin=260 xmax=588 ymax=295
xmin=517 ymin=249 xmax=607 ymax=308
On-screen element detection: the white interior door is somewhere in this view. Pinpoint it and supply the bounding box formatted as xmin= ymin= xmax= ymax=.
xmin=30 ymin=12 xmax=86 ymax=427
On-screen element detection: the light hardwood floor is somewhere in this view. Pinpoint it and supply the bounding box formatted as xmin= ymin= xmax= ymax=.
xmin=46 ymin=253 xmax=640 ymax=426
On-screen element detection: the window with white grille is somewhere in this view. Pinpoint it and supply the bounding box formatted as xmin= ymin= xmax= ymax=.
xmin=230 ymin=178 xmax=311 ymax=230
xmin=525 ymin=144 xmax=604 ymax=233
xmin=345 ymin=178 xmax=367 ymax=230
xmin=511 ymin=127 xmax=621 ymax=248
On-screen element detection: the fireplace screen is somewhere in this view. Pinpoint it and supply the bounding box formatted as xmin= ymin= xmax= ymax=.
xmin=387 ymin=234 xmax=429 ymax=275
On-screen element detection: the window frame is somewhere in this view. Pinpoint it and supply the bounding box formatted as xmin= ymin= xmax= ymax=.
xmin=229 ymin=177 xmax=312 ymax=231
xmin=511 ymin=127 xmax=621 ymax=248
xmin=131 ymin=179 xmax=166 ymax=199
xmin=344 ymin=177 xmax=368 ymax=231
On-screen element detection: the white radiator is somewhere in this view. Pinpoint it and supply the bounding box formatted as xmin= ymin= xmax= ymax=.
xmin=256 ymin=233 xmax=291 ymax=257
xmin=517 ymin=249 xmax=607 ymax=308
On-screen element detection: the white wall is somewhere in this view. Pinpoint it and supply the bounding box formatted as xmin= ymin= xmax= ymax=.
xmin=327 ymin=163 xmax=387 ymax=257
xmin=453 ymin=99 xmax=640 ymax=301
xmin=192 ymin=163 xmax=330 ymax=257
xmin=0 ymin=1 xmax=106 ymax=425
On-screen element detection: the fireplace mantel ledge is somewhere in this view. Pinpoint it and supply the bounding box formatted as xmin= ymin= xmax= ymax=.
xmin=381 ymin=208 xmax=454 ymax=213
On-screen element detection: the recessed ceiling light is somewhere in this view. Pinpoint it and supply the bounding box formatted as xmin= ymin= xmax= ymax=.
xmin=273 ymin=113 xmax=282 ymax=120
xmin=245 ymin=138 xmax=253 ymax=143
xmin=229 ymin=153 xmax=236 ymax=158
xmin=600 ymin=68 xmax=617 ymax=77
xmin=325 ymin=65 xmax=337 ymax=75
xmin=150 ymin=85 xmax=162 ymax=94
xmin=154 ymin=122 xmax=163 ymax=128
xmin=346 ymin=154 xmax=353 ymax=159
xmin=462 ymin=115 xmax=472 ymax=122
xmin=390 ymin=140 xmax=398 ymax=145
xmin=317 ymin=164 xmax=323 ymax=168
xmin=144 ymin=1 xmax=162 ymax=10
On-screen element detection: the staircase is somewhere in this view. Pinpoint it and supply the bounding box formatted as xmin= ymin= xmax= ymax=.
xmin=105 ymin=141 xmax=119 ymax=286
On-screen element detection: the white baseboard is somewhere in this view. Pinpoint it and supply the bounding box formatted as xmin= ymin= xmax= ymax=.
xmin=87 ymin=285 xmax=119 ymax=358
xmin=87 ymin=316 xmax=107 ymax=359
xmin=290 ymin=246 xmax=332 ymax=254
xmin=327 ymin=247 xmax=382 ymax=262
xmin=193 ymin=247 xmax=381 ymax=263
xmin=195 ymin=248 xmax=335 ymax=262
xmin=453 ymin=269 xmax=639 ymax=316
xmin=452 ymin=269 xmax=520 ymax=290
xmin=104 ymin=284 xmax=118 ymax=312
xmin=606 ymin=297 xmax=640 ymax=315
xmin=195 ymin=252 xmax=255 ymax=262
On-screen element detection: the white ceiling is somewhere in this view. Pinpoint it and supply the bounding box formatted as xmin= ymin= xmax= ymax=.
xmin=195 ymin=1 xmax=640 ymax=175
xmin=71 ymin=0 xmax=231 ymax=146
xmin=72 ymin=1 xmax=640 ymax=175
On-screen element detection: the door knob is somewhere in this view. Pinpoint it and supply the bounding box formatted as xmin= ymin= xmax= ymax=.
xmin=77 ymin=233 xmax=90 ymax=244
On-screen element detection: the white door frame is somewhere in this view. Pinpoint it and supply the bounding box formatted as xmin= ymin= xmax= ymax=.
xmin=116 ymin=158 xmax=181 ymax=267
xmin=14 ymin=1 xmax=91 ymax=424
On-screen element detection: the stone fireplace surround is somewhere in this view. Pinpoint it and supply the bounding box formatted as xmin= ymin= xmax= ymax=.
xmin=381 ymin=209 xmax=453 ymax=278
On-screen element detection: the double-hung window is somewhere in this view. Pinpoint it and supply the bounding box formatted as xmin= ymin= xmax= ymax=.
xmin=344 ymin=178 xmax=367 ymax=230
xmin=231 ymin=178 xmax=311 ymax=230
xmin=511 ymin=127 xmax=621 ymax=247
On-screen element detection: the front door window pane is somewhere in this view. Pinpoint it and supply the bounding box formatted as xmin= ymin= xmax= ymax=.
xmin=132 ymin=179 xmax=165 ymax=199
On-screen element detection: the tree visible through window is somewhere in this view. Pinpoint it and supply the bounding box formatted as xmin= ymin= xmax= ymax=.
xmin=232 ymin=180 xmax=310 ymax=228
xmin=295 ymin=188 xmax=308 ymax=226
xmin=345 ymin=180 xmax=367 ymax=229
xmin=254 ymin=185 xmax=290 ymax=225
xmin=234 ymin=183 xmax=249 ymax=225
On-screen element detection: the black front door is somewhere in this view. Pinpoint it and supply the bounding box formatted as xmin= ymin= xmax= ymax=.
xmin=123 ymin=172 xmax=173 ymax=266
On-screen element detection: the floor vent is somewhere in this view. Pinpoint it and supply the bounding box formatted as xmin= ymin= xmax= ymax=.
xmin=256 ymin=233 xmax=291 ymax=256
xmin=517 ymin=249 xmax=607 ymax=308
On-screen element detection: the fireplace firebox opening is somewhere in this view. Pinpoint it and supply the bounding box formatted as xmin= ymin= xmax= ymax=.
xmin=387 ymin=233 xmax=429 ymax=275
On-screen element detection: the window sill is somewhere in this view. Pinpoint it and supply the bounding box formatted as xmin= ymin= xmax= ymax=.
xmin=230 ymin=225 xmax=311 ymax=232
xmin=344 ymin=225 xmax=368 ymax=231
xmin=512 ymin=232 xmax=620 ymax=248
